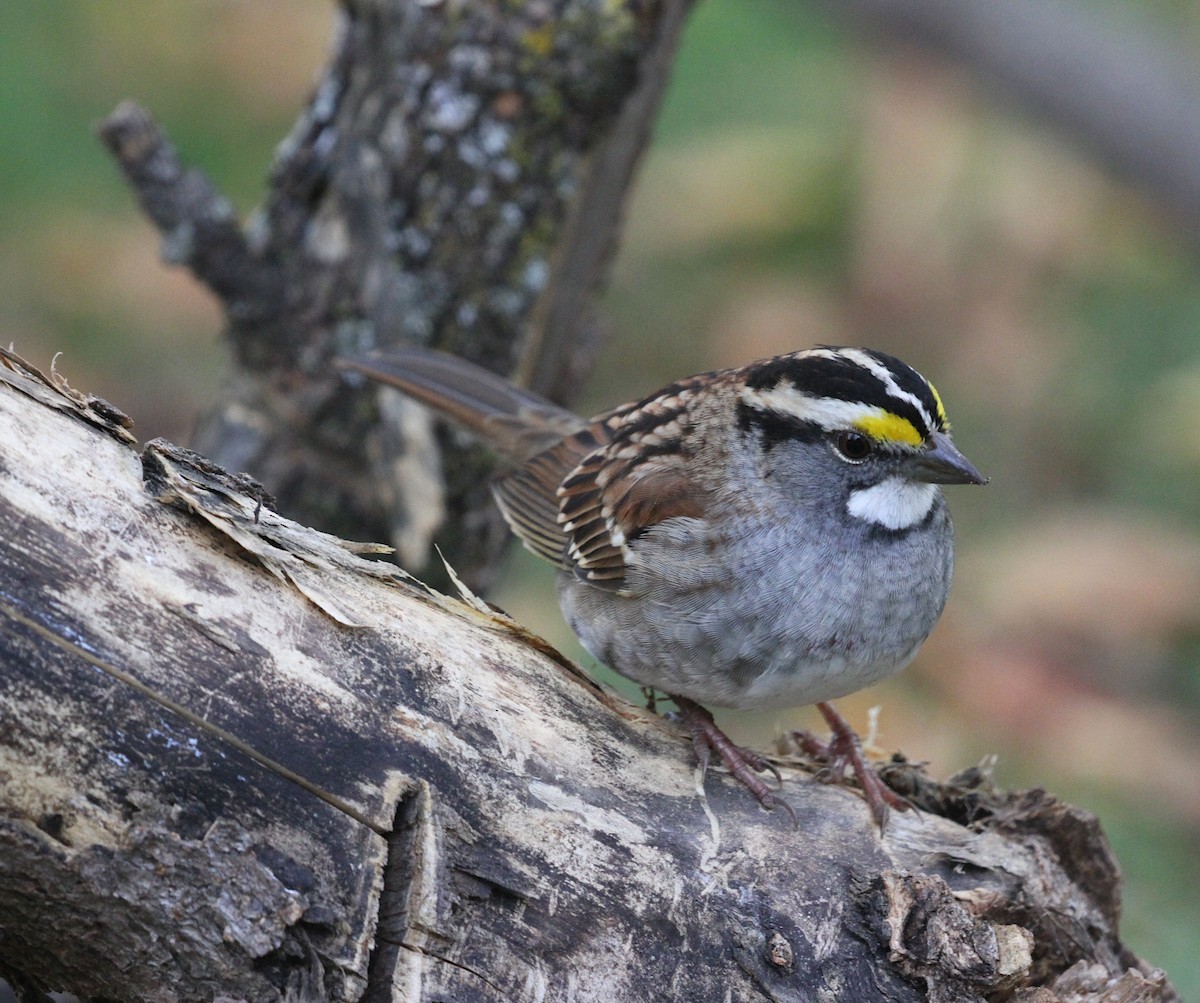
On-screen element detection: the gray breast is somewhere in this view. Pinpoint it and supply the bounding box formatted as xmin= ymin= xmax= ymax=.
xmin=555 ymin=500 xmax=954 ymax=710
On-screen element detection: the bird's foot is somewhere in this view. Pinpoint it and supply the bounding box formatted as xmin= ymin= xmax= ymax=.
xmin=791 ymin=701 xmax=909 ymax=830
xmin=671 ymin=694 xmax=796 ymax=825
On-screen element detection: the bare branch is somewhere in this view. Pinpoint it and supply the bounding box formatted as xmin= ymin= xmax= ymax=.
xmin=97 ymin=101 xmax=278 ymax=319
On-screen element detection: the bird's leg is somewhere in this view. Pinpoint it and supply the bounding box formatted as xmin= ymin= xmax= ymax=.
xmin=670 ymin=695 xmax=793 ymax=822
xmin=792 ymin=701 xmax=910 ymax=829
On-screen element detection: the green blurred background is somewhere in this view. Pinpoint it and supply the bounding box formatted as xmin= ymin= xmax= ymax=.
xmin=2 ymin=0 xmax=1198 ymax=991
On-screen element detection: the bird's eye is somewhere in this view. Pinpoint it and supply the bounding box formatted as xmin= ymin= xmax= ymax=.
xmin=833 ymin=430 xmax=873 ymax=462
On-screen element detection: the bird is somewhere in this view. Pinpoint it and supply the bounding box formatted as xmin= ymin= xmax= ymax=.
xmin=338 ymin=344 xmax=986 ymax=826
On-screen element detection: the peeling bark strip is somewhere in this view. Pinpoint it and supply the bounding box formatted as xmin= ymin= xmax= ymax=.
xmin=0 ymin=356 xmax=1182 ymax=1000
xmin=100 ymin=0 xmax=693 ymax=591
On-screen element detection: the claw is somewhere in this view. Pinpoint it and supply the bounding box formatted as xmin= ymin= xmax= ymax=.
xmin=671 ymin=694 xmax=796 ymax=827
xmin=759 ymin=758 xmax=785 ymax=791
xmin=792 ymin=702 xmax=911 ymax=830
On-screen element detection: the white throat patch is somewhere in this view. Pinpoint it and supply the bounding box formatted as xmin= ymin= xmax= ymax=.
xmin=848 ymin=477 xmax=937 ymax=530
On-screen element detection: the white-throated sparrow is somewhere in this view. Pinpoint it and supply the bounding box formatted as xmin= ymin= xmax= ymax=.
xmin=340 ymin=345 xmax=986 ymax=826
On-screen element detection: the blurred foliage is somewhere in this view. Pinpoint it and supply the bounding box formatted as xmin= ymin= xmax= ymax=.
xmin=0 ymin=0 xmax=1197 ymax=994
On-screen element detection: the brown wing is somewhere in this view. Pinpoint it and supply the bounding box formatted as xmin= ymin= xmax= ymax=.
xmin=491 ymin=423 xmax=609 ymax=568
xmin=559 ymin=458 xmax=704 ymax=590
xmin=343 ymin=346 xmax=714 ymax=584
xmin=496 ymin=375 xmax=711 ymax=592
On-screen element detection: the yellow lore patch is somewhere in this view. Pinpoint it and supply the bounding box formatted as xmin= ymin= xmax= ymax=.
xmin=854 ymin=410 xmax=923 ymax=446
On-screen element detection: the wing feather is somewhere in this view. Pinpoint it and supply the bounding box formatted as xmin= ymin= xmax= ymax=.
xmin=494 ymin=373 xmax=715 ymax=591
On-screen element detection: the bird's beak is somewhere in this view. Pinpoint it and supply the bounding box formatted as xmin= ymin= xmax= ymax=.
xmin=905 ymin=430 xmax=988 ymax=485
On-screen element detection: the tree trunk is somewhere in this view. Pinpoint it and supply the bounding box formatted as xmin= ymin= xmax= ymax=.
xmin=98 ymin=0 xmax=693 ymax=593
xmin=0 ymin=353 xmax=1180 ymax=1001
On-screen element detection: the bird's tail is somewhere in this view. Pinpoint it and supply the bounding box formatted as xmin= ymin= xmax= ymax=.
xmin=338 ymin=346 xmax=585 ymax=462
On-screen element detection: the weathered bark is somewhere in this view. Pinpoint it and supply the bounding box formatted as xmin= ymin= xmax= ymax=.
xmin=0 ymin=356 xmax=1181 ymax=1002
xmin=98 ymin=0 xmax=692 ymax=592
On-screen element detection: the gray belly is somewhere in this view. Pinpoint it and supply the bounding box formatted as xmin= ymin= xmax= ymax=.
xmin=555 ymin=509 xmax=954 ymax=711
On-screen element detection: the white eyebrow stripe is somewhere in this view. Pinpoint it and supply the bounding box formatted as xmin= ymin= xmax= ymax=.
xmin=837 ymin=348 xmax=935 ymax=431
xmin=741 ymin=385 xmax=883 ymax=430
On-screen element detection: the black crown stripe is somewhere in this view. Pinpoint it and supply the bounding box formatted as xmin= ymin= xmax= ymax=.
xmin=743 ymin=351 xmax=934 ymax=438
xmin=862 ymin=349 xmax=944 ymax=430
